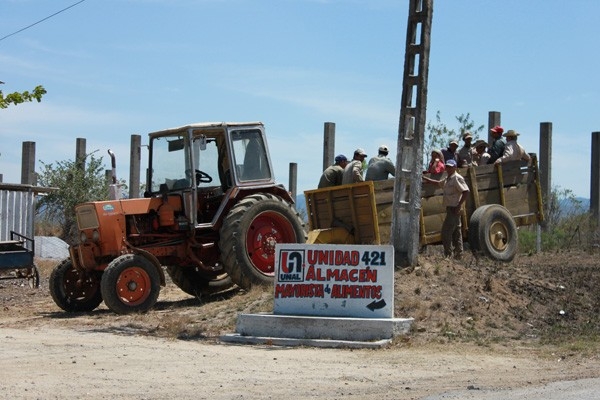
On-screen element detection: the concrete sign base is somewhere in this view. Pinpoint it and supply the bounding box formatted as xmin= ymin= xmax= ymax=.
xmin=220 ymin=312 xmax=414 ymax=349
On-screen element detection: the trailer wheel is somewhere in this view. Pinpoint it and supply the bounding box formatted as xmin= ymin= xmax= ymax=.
xmin=166 ymin=266 xmax=233 ymax=297
xmin=468 ymin=206 xmax=487 ymax=252
xmin=472 ymin=204 xmax=518 ymax=262
xmin=219 ymin=194 xmax=306 ymax=289
xmin=49 ymin=259 xmax=103 ymax=312
xmin=101 ymin=254 xmax=161 ymax=314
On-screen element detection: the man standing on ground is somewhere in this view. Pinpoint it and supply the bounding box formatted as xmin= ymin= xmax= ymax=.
xmin=318 ymin=154 xmax=348 ymax=188
xmin=422 ymin=159 xmax=470 ymax=259
xmin=366 ymin=145 xmax=395 ymax=181
xmin=342 ymin=148 xmax=368 ymax=184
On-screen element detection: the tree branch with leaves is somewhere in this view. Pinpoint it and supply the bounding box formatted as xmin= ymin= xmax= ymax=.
xmin=0 ymin=84 xmax=47 ymax=109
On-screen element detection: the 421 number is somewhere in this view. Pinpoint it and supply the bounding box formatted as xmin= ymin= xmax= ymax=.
xmin=361 ymin=251 xmax=387 ymax=266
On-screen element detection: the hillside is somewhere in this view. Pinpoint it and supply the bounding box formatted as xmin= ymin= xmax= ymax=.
xmin=1 ymin=249 xmax=599 ymax=351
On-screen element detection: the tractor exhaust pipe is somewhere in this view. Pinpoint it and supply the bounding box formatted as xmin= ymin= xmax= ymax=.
xmin=107 ymin=149 xmax=121 ymax=200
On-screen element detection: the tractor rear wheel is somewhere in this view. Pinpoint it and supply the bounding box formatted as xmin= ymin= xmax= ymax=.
xmin=219 ymin=194 xmax=306 ymax=289
xmin=49 ymin=259 xmax=103 ymax=312
xmin=101 ymin=254 xmax=161 ymax=314
xmin=166 ymin=266 xmax=233 ymax=297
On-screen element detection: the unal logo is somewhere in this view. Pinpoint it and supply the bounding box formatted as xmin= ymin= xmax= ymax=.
xmin=103 ymin=204 xmax=115 ymax=212
xmin=278 ymin=249 xmax=305 ymax=282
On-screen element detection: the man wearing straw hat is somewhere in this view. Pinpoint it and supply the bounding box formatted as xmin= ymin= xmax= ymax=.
xmin=494 ymin=130 xmax=531 ymax=164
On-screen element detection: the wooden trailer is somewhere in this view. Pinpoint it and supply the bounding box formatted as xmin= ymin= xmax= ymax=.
xmin=304 ymin=156 xmax=544 ymax=262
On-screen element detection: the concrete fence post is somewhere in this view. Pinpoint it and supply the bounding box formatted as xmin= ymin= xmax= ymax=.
xmin=323 ymin=122 xmax=335 ymax=171
xmin=21 ymin=141 xmax=36 ymax=185
xmin=591 ymin=132 xmax=600 ymax=227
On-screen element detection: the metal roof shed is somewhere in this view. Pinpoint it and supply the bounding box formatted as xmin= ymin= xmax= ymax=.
xmin=0 ymin=183 xmax=56 ymax=241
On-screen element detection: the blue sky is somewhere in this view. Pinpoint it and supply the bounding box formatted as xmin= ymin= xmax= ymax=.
xmin=1 ymin=0 xmax=599 ymax=198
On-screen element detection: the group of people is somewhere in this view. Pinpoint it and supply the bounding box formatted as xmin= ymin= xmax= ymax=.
xmin=425 ymin=125 xmax=531 ymax=176
xmin=316 ymin=126 xmax=530 ymax=261
xmin=317 ymin=145 xmax=395 ymax=189
xmin=423 ymin=125 xmax=531 ymax=260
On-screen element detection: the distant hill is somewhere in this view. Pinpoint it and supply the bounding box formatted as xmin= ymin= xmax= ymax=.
xmin=294 ymin=193 xmax=306 ymax=213
xmin=560 ymin=197 xmax=589 ymax=215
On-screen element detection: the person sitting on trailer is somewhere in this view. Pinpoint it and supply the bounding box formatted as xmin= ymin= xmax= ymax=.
xmin=441 ymin=140 xmax=459 ymax=163
xmin=487 ymin=125 xmax=506 ymax=164
xmin=318 ymin=154 xmax=348 ymax=188
xmin=471 ymin=139 xmax=490 ymax=166
xmin=342 ymin=148 xmax=368 ymax=184
xmin=424 ymin=149 xmax=445 ymax=175
xmin=457 ymin=131 xmax=474 ymax=167
xmin=494 ymin=130 xmax=531 ymax=165
xmin=366 ymin=145 xmax=395 ymax=181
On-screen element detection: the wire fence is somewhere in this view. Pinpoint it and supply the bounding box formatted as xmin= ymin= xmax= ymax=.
xmin=34 ymin=236 xmax=69 ymax=259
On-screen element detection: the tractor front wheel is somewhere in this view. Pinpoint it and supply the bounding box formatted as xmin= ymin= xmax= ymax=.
xmin=49 ymin=259 xmax=103 ymax=312
xmin=219 ymin=194 xmax=306 ymax=290
xmin=101 ymin=254 xmax=161 ymax=314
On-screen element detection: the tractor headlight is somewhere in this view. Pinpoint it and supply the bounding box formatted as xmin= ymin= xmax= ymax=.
xmin=80 ymin=231 xmax=88 ymax=243
xmin=91 ymin=230 xmax=100 ymax=242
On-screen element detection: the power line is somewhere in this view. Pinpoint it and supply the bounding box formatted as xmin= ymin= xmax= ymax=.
xmin=0 ymin=0 xmax=88 ymax=42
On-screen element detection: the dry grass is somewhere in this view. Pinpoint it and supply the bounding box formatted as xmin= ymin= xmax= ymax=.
xmin=3 ymin=250 xmax=600 ymax=353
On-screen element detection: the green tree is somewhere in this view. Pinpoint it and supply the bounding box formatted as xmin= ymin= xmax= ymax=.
xmin=423 ymin=111 xmax=485 ymax=167
xmin=0 ymin=85 xmax=47 ymax=109
xmin=36 ymin=152 xmax=109 ymax=244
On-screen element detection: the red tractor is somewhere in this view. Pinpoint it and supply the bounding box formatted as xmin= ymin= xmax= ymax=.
xmin=50 ymin=122 xmax=306 ymax=314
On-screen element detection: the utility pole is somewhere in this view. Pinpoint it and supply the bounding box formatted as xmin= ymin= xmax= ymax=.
xmin=392 ymin=0 xmax=433 ymax=266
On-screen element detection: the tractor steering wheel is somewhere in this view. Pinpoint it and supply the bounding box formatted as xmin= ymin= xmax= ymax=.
xmin=186 ymin=169 xmax=212 ymax=184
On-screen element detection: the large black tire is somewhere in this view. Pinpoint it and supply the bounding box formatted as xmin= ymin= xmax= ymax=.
xmin=100 ymin=254 xmax=161 ymax=314
xmin=166 ymin=266 xmax=233 ymax=297
xmin=219 ymin=193 xmax=306 ymax=289
xmin=472 ymin=204 xmax=518 ymax=262
xmin=468 ymin=206 xmax=487 ymax=252
xmin=49 ymin=259 xmax=103 ymax=312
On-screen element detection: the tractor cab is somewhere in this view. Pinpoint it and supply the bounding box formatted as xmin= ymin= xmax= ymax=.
xmin=146 ymin=122 xmax=276 ymax=227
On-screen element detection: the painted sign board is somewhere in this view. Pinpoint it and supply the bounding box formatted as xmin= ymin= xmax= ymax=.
xmin=273 ymin=243 xmax=394 ymax=318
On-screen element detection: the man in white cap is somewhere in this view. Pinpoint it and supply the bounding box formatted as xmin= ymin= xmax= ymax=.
xmin=494 ymin=130 xmax=531 ymax=165
xmin=342 ymin=148 xmax=368 ymax=184
xmin=366 ymin=144 xmax=395 ymax=181
xmin=441 ymin=140 xmax=459 ymax=163
xmin=422 ymin=158 xmax=470 ymax=259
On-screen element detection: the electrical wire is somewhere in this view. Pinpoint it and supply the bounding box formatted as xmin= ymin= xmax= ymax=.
xmin=0 ymin=0 xmax=88 ymax=42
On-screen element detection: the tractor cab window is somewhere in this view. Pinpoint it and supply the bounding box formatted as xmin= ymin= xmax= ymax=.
xmin=191 ymin=135 xmax=221 ymax=189
xmin=149 ymin=135 xmax=191 ymax=192
xmin=231 ymin=129 xmax=272 ymax=182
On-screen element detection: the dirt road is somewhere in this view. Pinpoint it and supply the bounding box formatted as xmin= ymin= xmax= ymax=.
xmin=2 ymin=326 xmax=600 ymax=400
xmin=3 ymin=254 xmax=600 ymax=399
